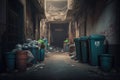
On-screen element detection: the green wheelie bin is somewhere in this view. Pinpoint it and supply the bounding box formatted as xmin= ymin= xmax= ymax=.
xmin=74 ymin=38 xmax=81 ymax=61
xmin=89 ymin=34 xmax=105 ymax=66
xmin=80 ymin=36 xmax=89 ymax=63
xmin=98 ymin=54 xmax=114 ymax=72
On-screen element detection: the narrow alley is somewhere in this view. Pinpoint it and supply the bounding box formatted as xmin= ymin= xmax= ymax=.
xmin=0 ymin=0 xmax=120 ymax=80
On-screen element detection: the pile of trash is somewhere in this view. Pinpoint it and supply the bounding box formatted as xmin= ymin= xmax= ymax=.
xmin=22 ymin=39 xmax=39 ymax=49
xmin=3 ymin=38 xmax=47 ymax=72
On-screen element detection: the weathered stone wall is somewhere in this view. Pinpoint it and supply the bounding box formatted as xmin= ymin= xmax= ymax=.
xmin=0 ymin=0 xmax=7 ymax=63
xmin=81 ymin=0 xmax=120 ymax=68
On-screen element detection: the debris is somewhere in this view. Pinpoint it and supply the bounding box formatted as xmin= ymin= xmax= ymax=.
xmin=35 ymin=64 xmax=40 ymax=68
xmin=39 ymin=63 xmax=45 ymax=66
xmin=56 ymin=51 xmax=59 ymax=52
xmin=61 ymin=49 xmax=64 ymax=52
xmin=47 ymin=52 xmax=51 ymax=53
xmin=40 ymin=66 xmax=44 ymax=69
xmin=27 ymin=68 xmax=30 ymax=71
xmin=71 ymin=64 xmax=75 ymax=67
xmin=71 ymin=55 xmax=75 ymax=59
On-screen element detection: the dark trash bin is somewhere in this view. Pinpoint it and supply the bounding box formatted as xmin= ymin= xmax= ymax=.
xmin=5 ymin=52 xmax=15 ymax=71
xmin=89 ymin=34 xmax=105 ymax=66
xmin=38 ymin=49 xmax=45 ymax=61
xmin=74 ymin=38 xmax=81 ymax=61
xmin=29 ymin=47 xmax=39 ymax=64
xmin=80 ymin=36 xmax=89 ymax=63
xmin=99 ymin=54 xmax=114 ymax=72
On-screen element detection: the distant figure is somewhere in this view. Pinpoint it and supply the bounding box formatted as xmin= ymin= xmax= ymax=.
xmin=64 ymin=38 xmax=69 ymax=43
xmin=37 ymin=36 xmax=44 ymax=48
xmin=38 ymin=36 xmax=48 ymax=50
xmin=38 ymin=36 xmax=44 ymax=44
xmin=63 ymin=38 xmax=69 ymax=52
xmin=43 ymin=37 xmax=48 ymax=50
xmin=40 ymin=42 xmax=45 ymax=49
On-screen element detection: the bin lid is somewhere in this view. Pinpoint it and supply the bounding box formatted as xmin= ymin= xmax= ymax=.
xmin=74 ymin=38 xmax=80 ymax=41
xmin=5 ymin=52 xmax=15 ymax=58
xmin=89 ymin=34 xmax=105 ymax=40
xmin=99 ymin=54 xmax=113 ymax=57
xmin=5 ymin=52 xmax=15 ymax=55
xmin=80 ymin=36 xmax=89 ymax=40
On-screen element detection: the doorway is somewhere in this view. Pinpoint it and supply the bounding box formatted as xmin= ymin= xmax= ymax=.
xmin=50 ymin=23 xmax=69 ymax=48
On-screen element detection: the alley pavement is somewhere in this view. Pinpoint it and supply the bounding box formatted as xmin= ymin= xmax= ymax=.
xmin=0 ymin=52 xmax=120 ymax=80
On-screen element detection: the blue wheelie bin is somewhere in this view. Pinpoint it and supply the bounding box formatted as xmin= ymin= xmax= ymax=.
xmin=38 ymin=48 xmax=45 ymax=61
xmin=5 ymin=52 xmax=15 ymax=71
xmin=74 ymin=38 xmax=81 ymax=61
xmin=80 ymin=36 xmax=89 ymax=63
xmin=89 ymin=34 xmax=105 ymax=66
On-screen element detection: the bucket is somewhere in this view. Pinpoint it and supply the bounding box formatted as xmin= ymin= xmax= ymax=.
xmin=99 ymin=54 xmax=114 ymax=72
xmin=16 ymin=51 xmax=27 ymax=71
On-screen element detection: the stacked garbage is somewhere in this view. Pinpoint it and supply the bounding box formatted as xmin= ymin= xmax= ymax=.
xmin=5 ymin=39 xmax=45 ymax=72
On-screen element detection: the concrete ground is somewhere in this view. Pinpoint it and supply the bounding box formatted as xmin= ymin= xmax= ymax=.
xmin=0 ymin=52 xmax=120 ymax=80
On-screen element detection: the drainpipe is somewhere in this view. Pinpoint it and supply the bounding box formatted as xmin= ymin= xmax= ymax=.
xmin=84 ymin=7 xmax=88 ymax=36
xmin=69 ymin=21 xmax=72 ymax=42
xmin=24 ymin=0 xmax=27 ymax=41
xmin=48 ymin=23 xmax=51 ymax=45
